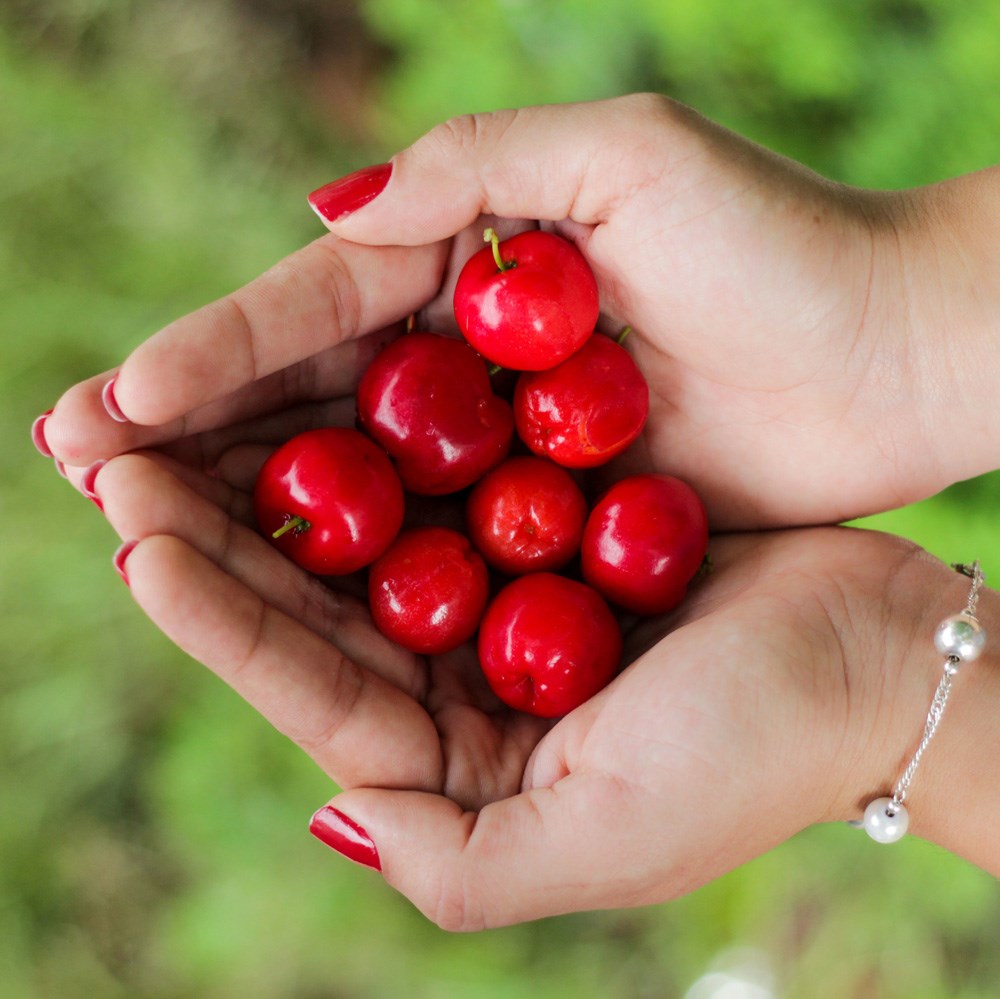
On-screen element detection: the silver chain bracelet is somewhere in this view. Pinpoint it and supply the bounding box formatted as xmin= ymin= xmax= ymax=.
xmin=852 ymin=561 xmax=987 ymax=844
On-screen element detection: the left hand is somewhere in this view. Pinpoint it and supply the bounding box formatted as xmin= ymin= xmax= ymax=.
xmin=67 ymin=447 xmax=977 ymax=929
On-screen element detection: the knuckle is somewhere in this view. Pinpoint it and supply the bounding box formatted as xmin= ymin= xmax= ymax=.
xmin=428 ymin=108 xmax=520 ymax=158
xmin=428 ymin=870 xmax=485 ymax=934
xmin=312 ymin=238 xmax=362 ymax=339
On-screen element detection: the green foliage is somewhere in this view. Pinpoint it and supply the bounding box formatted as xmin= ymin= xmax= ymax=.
xmin=3 ymin=1 xmax=1000 ymax=996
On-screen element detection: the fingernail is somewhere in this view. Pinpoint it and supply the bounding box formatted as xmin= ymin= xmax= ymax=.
xmin=54 ymin=459 xmax=68 ymax=479
xmin=113 ymin=540 xmax=138 ymax=586
xmin=308 ymin=163 xmax=392 ymax=223
xmin=81 ymin=460 xmax=108 ymax=511
xmin=32 ymin=410 xmax=54 ymax=457
xmin=309 ymin=806 xmax=381 ymax=871
xmin=102 ymin=376 xmax=129 ymax=423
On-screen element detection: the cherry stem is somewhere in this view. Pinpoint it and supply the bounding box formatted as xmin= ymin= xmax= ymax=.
xmin=616 ymin=325 xmax=633 ymax=345
xmin=272 ymin=515 xmax=310 ymax=539
xmin=488 ymin=363 xmax=503 ymax=377
xmin=483 ymin=227 xmax=514 ymax=273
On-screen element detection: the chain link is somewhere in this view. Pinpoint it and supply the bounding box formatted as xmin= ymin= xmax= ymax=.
xmin=885 ymin=561 xmax=984 ymax=817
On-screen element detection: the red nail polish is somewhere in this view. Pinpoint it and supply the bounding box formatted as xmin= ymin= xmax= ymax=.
xmin=32 ymin=410 xmax=54 ymax=458
xmin=308 ymin=163 xmax=392 ymax=223
xmin=113 ymin=540 xmax=138 ymax=586
xmin=309 ymin=806 xmax=381 ymax=871
xmin=102 ymin=376 xmax=129 ymax=423
xmin=82 ymin=460 xmax=108 ymax=511
xmin=54 ymin=459 xmax=68 ymax=479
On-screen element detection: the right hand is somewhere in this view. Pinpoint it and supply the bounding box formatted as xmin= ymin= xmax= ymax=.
xmin=45 ymin=93 xmax=990 ymax=529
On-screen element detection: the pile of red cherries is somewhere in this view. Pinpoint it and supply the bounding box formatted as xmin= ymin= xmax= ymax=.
xmin=253 ymin=228 xmax=708 ymax=718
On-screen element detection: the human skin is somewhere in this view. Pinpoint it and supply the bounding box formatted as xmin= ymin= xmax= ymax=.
xmin=73 ymin=452 xmax=1000 ymax=927
xmin=38 ymin=94 xmax=1000 ymax=923
xmin=41 ymin=94 xmax=1000 ymax=529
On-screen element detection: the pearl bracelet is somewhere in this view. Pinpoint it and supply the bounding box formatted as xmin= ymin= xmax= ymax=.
xmin=853 ymin=561 xmax=987 ymax=844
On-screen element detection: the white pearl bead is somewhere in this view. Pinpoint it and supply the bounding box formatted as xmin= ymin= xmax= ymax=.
xmin=863 ymin=797 xmax=909 ymax=844
xmin=934 ymin=613 xmax=986 ymax=663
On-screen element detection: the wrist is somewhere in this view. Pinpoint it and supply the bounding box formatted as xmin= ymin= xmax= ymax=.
xmin=895 ymin=168 xmax=1000 ymax=485
xmin=851 ymin=552 xmax=999 ymax=872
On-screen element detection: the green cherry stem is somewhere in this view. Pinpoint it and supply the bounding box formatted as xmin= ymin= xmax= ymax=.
xmin=272 ymin=515 xmax=310 ymax=539
xmin=616 ymin=325 xmax=633 ymax=345
xmin=483 ymin=228 xmax=514 ymax=273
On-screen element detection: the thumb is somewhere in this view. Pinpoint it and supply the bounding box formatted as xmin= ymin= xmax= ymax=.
xmin=308 ymin=95 xmax=675 ymax=246
xmin=308 ymin=776 xmax=654 ymax=931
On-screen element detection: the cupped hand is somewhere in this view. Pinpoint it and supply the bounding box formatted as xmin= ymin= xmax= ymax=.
xmin=45 ymin=93 xmax=953 ymax=530
xmin=75 ymin=447 xmax=980 ymax=928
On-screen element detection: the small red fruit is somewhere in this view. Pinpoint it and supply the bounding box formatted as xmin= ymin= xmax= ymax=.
xmin=254 ymin=427 xmax=404 ymax=575
xmin=453 ymin=229 xmax=600 ymax=371
xmin=357 ymin=331 xmax=514 ymax=495
xmin=514 ymin=332 xmax=649 ymax=468
xmin=466 ymin=456 xmax=587 ymax=575
xmin=581 ymin=474 xmax=708 ymax=615
xmin=369 ymin=527 xmax=489 ymax=655
xmin=478 ymin=573 xmax=622 ymax=718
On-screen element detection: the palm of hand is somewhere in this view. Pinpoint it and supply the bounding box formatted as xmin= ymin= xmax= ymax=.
xmin=93 ymin=440 xmax=912 ymax=924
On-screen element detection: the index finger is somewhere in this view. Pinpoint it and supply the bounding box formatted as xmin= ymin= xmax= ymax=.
xmin=111 ymin=233 xmax=447 ymax=426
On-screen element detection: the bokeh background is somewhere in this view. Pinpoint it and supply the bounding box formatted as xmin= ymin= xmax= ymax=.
xmin=4 ymin=1 xmax=1000 ymax=996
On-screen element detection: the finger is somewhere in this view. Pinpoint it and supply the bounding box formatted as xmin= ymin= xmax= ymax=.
xmin=99 ymin=454 xmax=424 ymax=696
xmin=46 ymin=321 xmax=401 ymax=469
xmin=121 ymin=535 xmax=442 ymax=789
xmin=94 ymin=235 xmax=445 ymax=428
xmin=316 ymin=95 xmax=672 ymax=245
xmin=312 ymin=774 xmax=654 ymax=930
xmin=154 ymin=394 xmax=358 ymax=473
xmin=210 ymin=444 xmax=274 ymax=492
xmin=64 ymin=448 xmax=255 ymax=524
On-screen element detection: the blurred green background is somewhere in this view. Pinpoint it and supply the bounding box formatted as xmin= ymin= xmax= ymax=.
xmin=4 ymin=1 xmax=999 ymax=996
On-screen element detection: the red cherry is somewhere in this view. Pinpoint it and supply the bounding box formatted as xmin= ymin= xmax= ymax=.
xmin=253 ymin=427 xmax=404 ymax=575
xmin=478 ymin=573 xmax=622 ymax=718
xmin=369 ymin=527 xmax=489 ymax=655
xmin=453 ymin=229 xmax=600 ymax=371
xmin=356 ymin=331 xmax=514 ymax=495
xmin=466 ymin=456 xmax=587 ymax=575
xmin=581 ymin=474 xmax=708 ymax=615
xmin=514 ymin=332 xmax=649 ymax=468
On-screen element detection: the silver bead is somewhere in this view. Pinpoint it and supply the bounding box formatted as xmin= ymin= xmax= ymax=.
xmin=863 ymin=797 xmax=909 ymax=844
xmin=934 ymin=613 xmax=986 ymax=663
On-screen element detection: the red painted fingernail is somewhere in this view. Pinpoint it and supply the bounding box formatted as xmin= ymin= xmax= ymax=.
xmin=81 ymin=460 xmax=108 ymax=511
xmin=309 ymin=806 xmax=381 ymax=871
xmin=32 ymin=410 xmax=54 ymax=457
xmin=308 ymin=163 xmax=392 ymax=223
xmin=102 ymin=376 xmax=129 ymax=423
xmin=54 ymin=459 xmax=68 ymax=479
xmin=113 ymin=540 xmax=138 ymax=586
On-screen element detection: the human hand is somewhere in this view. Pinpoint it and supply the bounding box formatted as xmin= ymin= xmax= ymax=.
xmin=72 ymin=449 xmax=1000 ymax=927
xmin=43 ymin=93 xmax=998 ymax=529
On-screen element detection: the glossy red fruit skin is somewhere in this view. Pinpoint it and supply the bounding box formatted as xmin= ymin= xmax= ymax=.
xmin=514 ymin=333 xmax=649 ymax=468
xmin=254 ymin=427 xmax=404 ymax=575
xmin=478 ymin=573 xmax=622 ymax=718
xmin=369 ymin=527 xmax=489 ymax=655
xmin=453 ymin=230 xmax=600 ymax=371
xmin=466 ymin=456 xmax=587 ymax=575
xmin=357 ymin=331 xmax=514 ymax=495
xmin=581 ymin=474 xmax=708 ymax=615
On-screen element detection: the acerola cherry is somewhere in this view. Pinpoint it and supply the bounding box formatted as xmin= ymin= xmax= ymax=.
xmin=581 ymin=474 xmax=708 ymax=615
xmin=453 ymin=229 xmax=600 ymax=371
xmin=478 ymin=573 xmax=622 ymax=718
xmin=356 ymin=331 xmax=514 ymax=495
xmin=368 ymin=527 xmax=489 ymax=655
xmin=254 ymin=427 xmax=404 ymax=575
xmin=514 ymin=332 xmax=649 ymax=468
xmin=466 ymin=456 xmax=587 ymax=575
